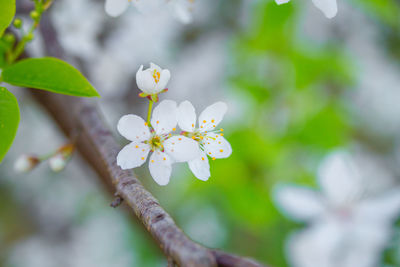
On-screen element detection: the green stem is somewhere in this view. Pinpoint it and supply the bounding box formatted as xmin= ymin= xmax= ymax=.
xmin=147 ymin=100 xmax=153 ymax=125
xmin=8 ymin=22 xmax=38 ymax=64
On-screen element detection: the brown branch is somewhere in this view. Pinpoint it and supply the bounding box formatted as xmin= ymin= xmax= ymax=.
xmin=24 ymin=12 xmax=269 ymax=267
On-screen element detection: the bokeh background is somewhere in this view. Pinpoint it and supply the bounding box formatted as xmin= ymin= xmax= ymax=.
xmin=1 ymin=0 xmax=400 ymax=266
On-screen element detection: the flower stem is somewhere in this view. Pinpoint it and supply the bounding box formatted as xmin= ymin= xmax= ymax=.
xmin=147 ymin=100 xmax=153 ymax=125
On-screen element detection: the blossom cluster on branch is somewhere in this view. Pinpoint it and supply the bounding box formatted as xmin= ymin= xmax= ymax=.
xmin=117 ymin=63 xmax=232 ymax=185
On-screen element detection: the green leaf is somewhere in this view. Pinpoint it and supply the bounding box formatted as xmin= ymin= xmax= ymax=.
xmin=2 ymin=57 xmax=100 ymax=97
xmin=0 ymin=87 xmax=20 ymax=162
xmin=0 ymin=0 xmax=16 ymax=36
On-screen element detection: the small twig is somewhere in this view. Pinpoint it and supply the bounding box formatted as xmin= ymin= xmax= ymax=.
xmin=167 ymin=257 xmax=176 ymax=267
xmin=110 ymin=195 xmax=124 ymax=208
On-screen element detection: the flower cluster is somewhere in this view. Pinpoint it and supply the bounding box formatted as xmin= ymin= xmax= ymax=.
xmin=273 ymin=151 xmax=400 ymax=267
xmin=105 ymin=0 xmax=195 ymax=24
xmin=275 ymin=0 xmax=338 ymax=19
xmin=117 ymin=63 xmax=232 ymax=185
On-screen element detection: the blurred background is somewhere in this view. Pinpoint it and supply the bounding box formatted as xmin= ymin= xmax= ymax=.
xmin=1 ymin=0 xmax=400 ymax=266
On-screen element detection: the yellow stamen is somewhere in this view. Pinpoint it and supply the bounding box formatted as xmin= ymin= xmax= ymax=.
xmin=153 ymin=69 xmax=160 ymax=83
xmin=212 ymin=157 xmax=216 ymax=161
xmin=172 ymin=128 xmax=176 ymax=131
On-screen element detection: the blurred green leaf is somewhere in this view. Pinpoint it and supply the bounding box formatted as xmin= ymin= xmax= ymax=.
xmin=0 ymin=87 xmax=19 ymax=162
xmin=2 ymin=57 xmax=100 ymax=97
xmin=0 ymin=0 xmax=15 ymax=37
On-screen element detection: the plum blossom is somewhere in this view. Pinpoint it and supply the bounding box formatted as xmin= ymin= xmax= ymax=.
xmin=275 ymin=0 xmax=338 ymax=19
xmin=105 ymin=0 xmax=195 ymax=24
xmin=14 ymin=154 xmax=40 ymax=173
xmin=136 ymin=63 xmax=170 ymax=95
xmin=177 ymin=101 xmax=232 ymax=181
xmin=274 ymin=151 xmax=400 ymax=267
xmin=117 ymin=100 xmax=200 ymax=185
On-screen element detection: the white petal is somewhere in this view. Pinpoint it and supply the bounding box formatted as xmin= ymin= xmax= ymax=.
xmin=105 ymin=0 xmax=129 ymax=17
xmin=164 ymin=135 xmax=200 ymax=162
xmin=117 ymin=142 xmax=150 ymax=170
xmin=151 ymin=100 xmax=177 ymax=135
xmin=149 ymin=151 xmax=172 ymax=186
xmin=177 ymin=101 xmax=196 ymax=132
xmin=198 ymin=102 xmax=227 ymax=131
xmin=311 ymin=0 xmax=338 ymax=19
xmin=150 ymin=62 xmax=162 ymax=72
xmin=318 ymin=151 xmax=362 ymax=206
xmin=117 ymin=114 xmax=151 ymax=142
xmin=154 ymin=69 xmax=171 ymax=92
xmin=355 ymin=189 xmax=400 ymax=223
xmin=273 ymin=185 xmax=325 ymax=222
xmin=136 ymin=65 xmax=157 ymax=94
xmin=188 ymin=151 xmax=210 ymax=181
xmin=275 ymin=0 xmax=291 ymax=4
xmin=203 ymin=133 xmax=232 ymax=159
xmin=170 ymin=0 xmax=193 ymax=24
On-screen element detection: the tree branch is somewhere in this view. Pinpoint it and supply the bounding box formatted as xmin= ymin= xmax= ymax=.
xmin=25 ymin=12 xmax=269 ymax=267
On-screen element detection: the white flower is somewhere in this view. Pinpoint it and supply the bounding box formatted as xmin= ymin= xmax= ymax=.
xmin=117 ymin=100 xmax=200 ymax=185
xmin=136 ymin=63 xmax=171 ymax=95
xmin=105 ymin=0 xmax=195 ymax=24
xmin=14 ymin=154 xmax=40 ymax=173
xmin=274 ymin=151 xmax=400 ymax=267
xmin=49 ymin=154 xmax=67 ymax=172
xmin=177 ymin=101 xmax=232 ymax=181
xmin=275 ymin=0 xmax=338 ymax=19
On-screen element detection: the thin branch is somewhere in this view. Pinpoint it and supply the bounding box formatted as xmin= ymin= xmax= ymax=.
xmin=25 ymin=12 xmax=269 ymax=267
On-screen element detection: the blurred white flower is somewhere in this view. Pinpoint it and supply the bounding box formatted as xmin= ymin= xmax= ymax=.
xmin=105 ymin=0 xmax=194 ymax=23
xmin=52 ymin=0 xmax=103 ymax=60
xmin=117 ymin=100 xmax=199 ymax=185
xmin=177 ymin=101 xmax=232 ymax=181
xmin=274 ymin=151 xmax=400 ymax=267
xmin=275 ymin=0 xmax=338 ymax=19
xmin=49 ymin=154 xmax=67 ymax=172
xmin=136 ymin=63 xmax=170 ymax=95
xmin=14 ymin=154 xmax=40 ymax=173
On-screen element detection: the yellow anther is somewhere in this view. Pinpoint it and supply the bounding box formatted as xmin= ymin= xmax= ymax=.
xmin=192 ymin=123 xmax=194 ymax=127
xmin=142 ymin=149 xmax=145 ymax=152
xmin=163 ymin=157 xmax=166 ymax=161
xmin=156 ymin=120 xmax=159 ymax=124
xmin=211 ymin=119 xmax=215 ymax=123
xmin=151 ymin=160 xmax=154 ymax=163
xmin=172 ymin=128 xmax=176 ymax=131
xmin=135 ymin=145 xmax=139 ymax=148
xmin=153 ymin=69 xmax=160 ymax=83
xmin=201 ymin=157 xmax=205 ymax=161
xmin=178 ymin=138 xmax=182 ymax=141
xmin=220 ymin=128 xmax=224 ymax=132
xmin=208 ymin=152 xmax=211 ymax=155
xmin=141 ymin=157 xmax=145 ymax=160
xmin=212 ymin=157 xmax=216 ymax=161
xmin=203 ymin=120 xmax=206 ymax=123
xmin=220 ymin=133 xmax=224 ymax=136
xmin=220 ymin=149 xmax=223 ymax=152
xmin=218 ymin=141 xmax=221 ymax=144
xmin=199 ymin=136 xmax=204 ymax=140
xmin=144 ymin=122 xmax=148 ymax=126
xmin=213 ymin=125 xmax=216 ymax=128
xmin=192 ymin=136 xmax=196 ymax=140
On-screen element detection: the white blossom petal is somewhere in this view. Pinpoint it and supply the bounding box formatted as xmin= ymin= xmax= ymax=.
xmin=170 ymin=0 xmax=193 ymax=24
xmin=275 ymin=0 xmax=291 ymax=4
xmin=117 ymin=142 xmax=150 ymax=170
xmin=274 ymin=185 xmax=325 ymax=222
xmin=164 ymin=136 xmax=200 ymax=162
xmin=311 ymin=0 xmax=338 ymax=19
xmin=151 ymin=100 xmax=177 ymax=135
xmin=150 ymin=62 xmax=162 ymax=72
xmin=177 ymin=101 xmax=197 ymax=132
xmin=117 ymin=114 xmax=151 ymax=142
xmin=198 ymin=102 xmax=228 ymax=131
xmin=105 ymin=0 xmax=129 ymax=17
xmin=203 ymin=133 xmax=232 ymax=159
xmin=188 ymin=151 xmax=210 ymax=181
xmin=154 ymin=69 xmax=171 ymax=92
xmin=318 ymin=151 xmax=363 ymax=206
xmin=136 ymin=65 xmax=157 ymax=94
xmin=355 ymin=189 xmax=400 ymax=224
xmin=149 ymin=151 xmax=172 ymax=186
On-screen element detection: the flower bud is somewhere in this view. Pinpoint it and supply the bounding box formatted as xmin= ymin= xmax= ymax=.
xmin=136 ymin=63 xmax=171 ymax=95
xmin=30 ymin=10 xmax=40 ymax=21
xmin=13 ymin=18 xmax=23 ymax=29
xmin=3 ymin=33 xmax=15 ymax=44
xmin=49 ymin=154 xmax=67 ymax=172
xmin=14 ymin=154 xmax=40 ymax=173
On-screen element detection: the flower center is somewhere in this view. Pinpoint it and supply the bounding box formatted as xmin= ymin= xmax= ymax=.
xmin=152 ymin=69 xmax=160 ymax=83
xmin=147 ymin=134 xmax=164 ymax=152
